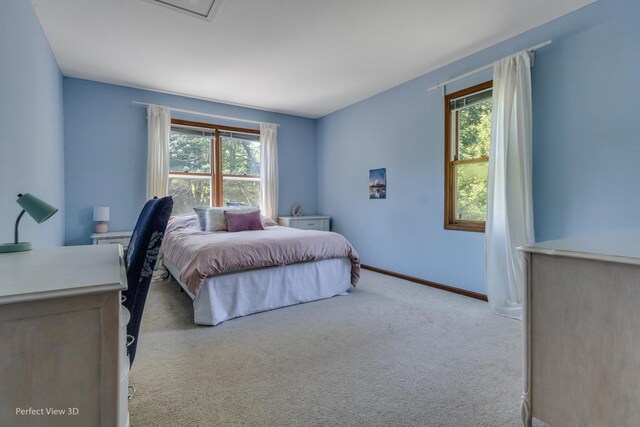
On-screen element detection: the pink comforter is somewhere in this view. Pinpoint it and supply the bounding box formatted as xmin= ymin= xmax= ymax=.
xmin=162 ymin=216 xmax=360 ymax=294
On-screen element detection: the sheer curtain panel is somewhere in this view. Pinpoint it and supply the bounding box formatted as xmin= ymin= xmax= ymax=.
xmin=146 ymin=104 xmax=171 ymax=199
xmin=260 ymin=123 xmax=278 ymax=219
xmin=485 ymin=51 xmax=535 ymax=320
xmin=145 ymin=104 xmax=171 ymax=281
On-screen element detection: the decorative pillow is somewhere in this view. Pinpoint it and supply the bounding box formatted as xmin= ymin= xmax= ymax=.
xmin=228 ymin=205 xmax=259 ymax=213
xmin=202 ymin=206 xmax=260 ymax=231
xmin=204 ymin=207 xmax=229 ymax=232
xmin=261 ymin=215 xmax=277 ymax=227
xmin=225 ymin=210 xmax=264 ymax=232
xmin=193 ymin=206 xmax=209 ymax=231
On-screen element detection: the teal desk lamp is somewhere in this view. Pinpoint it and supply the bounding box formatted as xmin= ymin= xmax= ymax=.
xmin=0 ymin=193 xmax=58 ymax=253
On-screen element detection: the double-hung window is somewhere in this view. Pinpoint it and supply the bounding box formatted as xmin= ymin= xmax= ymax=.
xmin=168 ymin=119 xmax=261 ymax=215
xmin=444 ymin=81 xmax=492 ymax=232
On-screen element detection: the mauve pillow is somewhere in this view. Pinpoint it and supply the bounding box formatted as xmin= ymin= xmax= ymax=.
xmin=224 ymin=210 xmax=264 ymax=232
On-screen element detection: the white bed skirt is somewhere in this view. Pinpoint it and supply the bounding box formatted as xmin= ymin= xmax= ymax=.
xmin=164 ymin=258 xmax=352 ymax=326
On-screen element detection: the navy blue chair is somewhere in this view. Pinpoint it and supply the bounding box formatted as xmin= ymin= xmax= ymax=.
xmin=122 ymin=196 xmax=173 ymax=366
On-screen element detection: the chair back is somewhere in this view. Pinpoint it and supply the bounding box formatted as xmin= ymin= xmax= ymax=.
xmin=123 ymin=196 xmax=173 ymax=365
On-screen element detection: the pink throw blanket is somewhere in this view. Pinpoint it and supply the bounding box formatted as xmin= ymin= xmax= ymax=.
xmin=163 ymin=216 xmax=360 ymax=294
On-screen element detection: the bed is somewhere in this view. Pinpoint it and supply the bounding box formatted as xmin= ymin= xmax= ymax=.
xmin=162 ymin=215 xmax=360 ymax=326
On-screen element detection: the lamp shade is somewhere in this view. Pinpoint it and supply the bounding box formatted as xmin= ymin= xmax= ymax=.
xmin=0 ymin=193 xmax=59 ymax=253
xmin=93 ymin=206 xmax=110 ymax=222
xmin=17 ymin=193 xmax=58 ymax=224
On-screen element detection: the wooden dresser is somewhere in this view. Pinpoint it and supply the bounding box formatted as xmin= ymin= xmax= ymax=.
xmin=0 ymin=245 xmax=129 ymax=427
xmin=519 ymin=230 xmax=640 ymax=427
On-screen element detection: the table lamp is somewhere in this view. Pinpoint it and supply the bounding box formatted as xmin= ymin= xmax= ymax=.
xmin=93 ymin=206 xmax=110 ymax=233
xmin=0 ymin=193 xmax=59 ymax=253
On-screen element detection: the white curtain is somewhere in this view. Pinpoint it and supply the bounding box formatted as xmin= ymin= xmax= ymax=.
xmin=145 ymin=104 xmax=171 ymax=281
xmin=260 ymin=123 xmax=278 ymax=219
xmin=485 ymin=51 xmax=535 ymax=320
xmin=146 ymin=104 xmax=171 ymax=199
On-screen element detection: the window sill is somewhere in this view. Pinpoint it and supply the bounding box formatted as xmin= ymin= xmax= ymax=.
xmin=444 ymin=222 xmax=486 ymax=233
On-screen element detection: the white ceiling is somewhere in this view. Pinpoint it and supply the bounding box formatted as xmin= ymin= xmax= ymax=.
xmin=31 ymin=0 xmax=595 ymax=118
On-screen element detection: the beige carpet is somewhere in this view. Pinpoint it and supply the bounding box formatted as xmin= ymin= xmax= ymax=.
xmin=129 ymin=269 xmax=546 ymax=427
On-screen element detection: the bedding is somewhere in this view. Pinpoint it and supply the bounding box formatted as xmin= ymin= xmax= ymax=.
xmin=162 ymin=215 xmax=360 ymax=295
xmin=165 ymin=257 xmax=352 ymax=325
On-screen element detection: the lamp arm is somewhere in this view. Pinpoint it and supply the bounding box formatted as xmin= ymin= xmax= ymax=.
xmin=14 ymin=209 xmax=26 ymax=244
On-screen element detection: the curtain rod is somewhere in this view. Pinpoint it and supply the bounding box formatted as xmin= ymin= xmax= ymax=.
xmin=427 ymin=40 xmax=552 ymax=92
xmin=131 ymin=101 xmax=279 ymax=127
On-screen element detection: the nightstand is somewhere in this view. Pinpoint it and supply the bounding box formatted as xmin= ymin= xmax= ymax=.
xmin=92 ymin=231 xmax=133 ymax=250
xmin=277 ymin=215 xmax=330 ymax=231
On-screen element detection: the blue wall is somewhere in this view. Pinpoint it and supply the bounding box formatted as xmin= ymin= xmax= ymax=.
xmin=317 ymin=0 xmax=640 ymax=295
xmin=6 ymin=0 xmax=636 ymax=296
xmin=0 ymin=0 xmax=65 ymax=247
xmin=63 ymin=79 xmax=317 ymax=245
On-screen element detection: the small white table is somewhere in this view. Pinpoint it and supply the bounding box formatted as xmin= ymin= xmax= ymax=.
xmin=277 ymin=215 xmax=330 ymax=231
xmin=92 ymin=230 xmax=133 ymax=250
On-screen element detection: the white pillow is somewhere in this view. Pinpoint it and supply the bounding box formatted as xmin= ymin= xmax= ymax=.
xmin=204 ymin=206 xmax=259 ymax=232
xmin=261 ymin=215 xmax=277 ymax=227
xmin=204 ymin=207 xmax=228 ymax=232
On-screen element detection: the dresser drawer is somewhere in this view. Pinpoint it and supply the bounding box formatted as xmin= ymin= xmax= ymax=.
xmin=97 ymin=237 xmax=130 ymax=247
xmin=92 ymin=232 xmax=133 ymax=251
xmin=292 ymin=219 xmax=326 ymax=230
xmin=278 ymin=216 xmax=330 ymax=231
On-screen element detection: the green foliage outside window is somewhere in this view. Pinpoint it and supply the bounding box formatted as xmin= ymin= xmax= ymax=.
xmin=455 ymin=99 xmax=491 ymax=221
xmin=220 ymin=136 xmax=261 ymax=207
xmin=169 ymin=177 xmax=211 ymax=215
xmin=168 ymin=129 xmax=261 ymax=215
xmin=169 ymin=132 xmax=211 ymax=173
xmin=222 ymin=178 xmax=260 ymax=208
xmin=221 ymin=137 xmax=260 ymax=175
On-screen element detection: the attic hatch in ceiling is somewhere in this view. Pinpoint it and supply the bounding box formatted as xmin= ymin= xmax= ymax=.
xmin=142 ymin=0 xmax=224 ymax=21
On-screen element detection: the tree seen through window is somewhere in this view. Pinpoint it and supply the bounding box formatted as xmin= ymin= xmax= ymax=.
xmin=444 ymin=81 xmax=492 ymax=232
xmin=167 ymin=122 xmax=261 ymax=215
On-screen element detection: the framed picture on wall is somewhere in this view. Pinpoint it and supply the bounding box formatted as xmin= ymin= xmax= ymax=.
xmin=369 ymin=168 xmax=386 ymax=199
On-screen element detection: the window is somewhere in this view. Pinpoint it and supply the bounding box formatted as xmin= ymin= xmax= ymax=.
xmin=444 ymin=81 xmax=492 ymax=232
xmin=168 ymin=119 xmax=261 ymax=215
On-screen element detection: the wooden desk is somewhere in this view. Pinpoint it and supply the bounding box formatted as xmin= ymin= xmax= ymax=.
xmin=520 ymin=230 xmax=640 ymax=427
xmin=0 ymin=245 xmax=128 ymax=427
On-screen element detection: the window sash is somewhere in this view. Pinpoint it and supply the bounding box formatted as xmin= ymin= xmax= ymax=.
xmin=222 ymin=174 xmax=260 ymax=180
xmin=171 ymin=127 xmax=215 ymax=138
xmin=220 ymin=136 xmax=261 ymax=176
xmin=448 ymin=88 xmax=492 ymax=112
xmin=451 ymin=156 xmax=489 ymax=166
xmin=169 ymin=171 xmax=212 ymax=177
xmin=170 ymin=119 xmax=261 ymax=209
xmin=167 ymin=174 xmax=213 ymax=215
xmin=220 ymin=130 xmax=260 ymax=142
xmin=444 ymin=81 xmax=492 ymax=232
xmin=453 ymin=159 xmax=488 ymax=222
xmin=221 ymin=176 xmax=261 ymax=207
